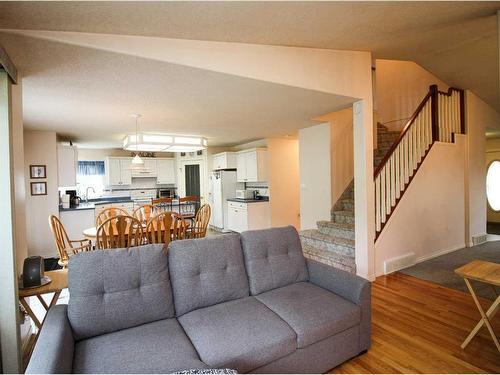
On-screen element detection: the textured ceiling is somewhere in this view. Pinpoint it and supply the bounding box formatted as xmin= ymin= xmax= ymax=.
xmin=0 ymin=32 xmax=351 ymax=148
xmin=0 ymin=1 xmax=498 ymax=146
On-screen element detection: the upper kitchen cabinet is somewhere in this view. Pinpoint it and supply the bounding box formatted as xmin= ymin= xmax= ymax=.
xmin=132 ymin=158 xmax=157 ymax=178
xmin=212 ymin=152 xmax=237 ymax=170
xmin=156 ymin=158 xmax=175 ymax=184
xmin=105 ymin=157 xmax=132 ymax=186
xmin=236 ymin=148 xmax=268 ymax=182
xmin=57 ymin=145 xmax=78 ymax=187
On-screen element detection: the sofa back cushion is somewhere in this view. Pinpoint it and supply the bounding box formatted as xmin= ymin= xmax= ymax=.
xmin=168 ymin=234 xmax=249 ymax=316
xmin=68 ymin=244 xmax=174 ymax=341
xmin=240 ymin=226 xmax=309 ymax=295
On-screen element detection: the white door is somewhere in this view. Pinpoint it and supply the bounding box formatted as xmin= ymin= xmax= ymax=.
xmin=211 ymin=173 xmax=223 ymax=228
xmin=236 ymin=152 xmax=247 ymax=182
xmin=245 ymin=151 xmax=258 ymax=182
xmin=157 ymin=159 xmax=175 ymax=184
xmin=120 ymin=159 xmax=132 ymax=185
xmin=178 ymin=159 xmax=206 ymax=203
xmin=107 ymin=158 xmax=122 ymax=185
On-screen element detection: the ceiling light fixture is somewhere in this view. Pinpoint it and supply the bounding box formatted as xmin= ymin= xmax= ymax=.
xmin=123 ymin=131 xmax=207 ymax=153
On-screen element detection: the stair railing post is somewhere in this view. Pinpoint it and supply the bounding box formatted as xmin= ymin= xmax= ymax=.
xmin=459 ymin=89 xmax=465 ymax=134
xmin=430 ymin=84 xmax=439 ymax=142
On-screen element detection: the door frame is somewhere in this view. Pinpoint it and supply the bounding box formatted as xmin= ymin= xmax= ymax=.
xmin=176 ymin=154 xmax=208 ymax=204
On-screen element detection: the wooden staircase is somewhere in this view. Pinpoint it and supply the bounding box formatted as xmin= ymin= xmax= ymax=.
xmin=300 ymin=123 xmax=400 ymax=273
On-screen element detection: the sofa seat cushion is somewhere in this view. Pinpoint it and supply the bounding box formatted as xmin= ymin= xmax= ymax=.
xmin=73 ymin=318 xmax=208 ymax=374
xmin=178 ymin=297 xmax=297 ymax=373
xmin=255 ymin=282 xmax=361 ymax=348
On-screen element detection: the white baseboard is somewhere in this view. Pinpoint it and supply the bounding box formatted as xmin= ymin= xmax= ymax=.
xmin=414 ymin=243 xmax=465 ymax=264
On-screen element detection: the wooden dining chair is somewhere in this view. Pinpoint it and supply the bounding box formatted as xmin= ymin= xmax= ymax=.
xmin=189 ymin=204 xmax=211 ymax=239
xmin=96 ymin=215 xmax=144 ymax=249
xmin=133 ymin=204 xmax=157 ymax=224
xmin=178 ymin=195 xmax=199 ymax=219
xmin=151 ymin=197 xmax=173 ymax=212
xmin=96 ymin=207 xmax=129 ymax=227
xmin=171 ymin=213 xmax=189 ymax=241
xmin=48 ymin=215 xmax=92 ymax=268
xmin=145 ymin=211 xmax=174 ymax=245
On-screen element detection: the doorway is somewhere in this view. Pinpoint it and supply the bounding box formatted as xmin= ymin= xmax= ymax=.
xmin=185 ymin=164 xmax=200 ymax=197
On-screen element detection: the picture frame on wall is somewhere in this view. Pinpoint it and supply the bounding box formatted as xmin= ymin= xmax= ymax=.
xmin=30 ymin=165 xmax=46 ymax=179
xmin=30 ymin=182 xmax=47 ymax=196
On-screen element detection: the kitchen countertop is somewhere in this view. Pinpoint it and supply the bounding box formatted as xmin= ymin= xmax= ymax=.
xmin=59 ymin=197 xmax=133 ymax=212
xmin=227 ymin=197 xmax=270 ymax=204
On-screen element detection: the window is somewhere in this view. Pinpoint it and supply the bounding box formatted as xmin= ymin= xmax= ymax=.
xmin=486 ymin=160 xmax=500 ymax=211
xmin=77 ymin=161 xmax=105 ymax=198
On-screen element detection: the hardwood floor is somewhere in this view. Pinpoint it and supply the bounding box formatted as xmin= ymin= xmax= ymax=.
xmin=331 ymin=273 xmax=500 ymax=374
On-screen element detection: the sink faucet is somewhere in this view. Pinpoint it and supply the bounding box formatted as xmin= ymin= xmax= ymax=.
xmin=85 ymin=186 xmax=96 ymax=202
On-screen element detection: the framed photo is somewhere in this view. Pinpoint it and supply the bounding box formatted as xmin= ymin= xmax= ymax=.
xmin=30 ymin=165 xmax=46 ymax=179
xmin=30 ymin=182 xmax=47 ymax=196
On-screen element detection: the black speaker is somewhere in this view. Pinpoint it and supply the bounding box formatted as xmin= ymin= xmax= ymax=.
xmin=20 ymin=256 xmax=51 ymax=289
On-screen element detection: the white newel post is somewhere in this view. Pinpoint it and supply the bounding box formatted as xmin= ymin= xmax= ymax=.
xmin=353 ymin=100 xmax=376 ymax=281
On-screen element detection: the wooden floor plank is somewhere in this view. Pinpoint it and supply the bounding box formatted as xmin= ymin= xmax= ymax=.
xmin=330 ymin=273 xmax=500 ymax=374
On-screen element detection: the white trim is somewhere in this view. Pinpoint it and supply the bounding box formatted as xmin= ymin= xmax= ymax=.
xmin=414 ymin=243 xmax=466 ymax=264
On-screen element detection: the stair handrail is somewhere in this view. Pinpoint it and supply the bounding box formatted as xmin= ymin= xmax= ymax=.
xmin=374 ymin=84 xmax=465 ymax=239
xmin=373 ymin=85 xmax=464 ymax=179
xmin=374 ymin=89 xmax=432 ymax=179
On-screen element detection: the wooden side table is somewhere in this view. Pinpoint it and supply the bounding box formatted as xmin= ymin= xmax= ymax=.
xmin=455 ymin=260 xmax=500 ymax=352
xmin=18 ymin=269 xmax=68 ymax=330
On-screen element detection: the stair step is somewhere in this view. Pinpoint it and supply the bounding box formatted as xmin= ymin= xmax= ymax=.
xmin=299 ymin=229 xmax=356 ymax=273
xmin=317 ymin=220 xmax=355 ymax=240
xmin=332 ymin=210 xmax=354 ymax=224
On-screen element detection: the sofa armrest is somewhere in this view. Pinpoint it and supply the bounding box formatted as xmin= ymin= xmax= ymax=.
xmin=25 ymin=305 xmax=74 ymax=374
xmin=307 ymin=259 xmax=371 ymax=352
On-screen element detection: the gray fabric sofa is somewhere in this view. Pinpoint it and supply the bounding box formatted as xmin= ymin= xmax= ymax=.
xmin=26 ymin=226 xmax=371 ymax=374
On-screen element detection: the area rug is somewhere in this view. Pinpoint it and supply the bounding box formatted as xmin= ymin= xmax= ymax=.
xmin=399 ymin=241 xmax=500 ymax=300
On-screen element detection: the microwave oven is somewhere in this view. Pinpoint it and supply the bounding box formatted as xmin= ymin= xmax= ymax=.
xmin=235 ymin=189 xmax=253 ymax=199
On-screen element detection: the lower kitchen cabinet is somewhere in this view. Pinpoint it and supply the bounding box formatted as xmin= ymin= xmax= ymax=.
xmin=59 ymin=209 xmax=95 ymax=240
xmin=227 ymin=201 xmax=270 ymax=233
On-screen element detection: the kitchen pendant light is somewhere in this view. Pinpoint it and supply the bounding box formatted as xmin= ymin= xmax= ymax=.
xmin=131 ymin=114 xmax=144 ymax=165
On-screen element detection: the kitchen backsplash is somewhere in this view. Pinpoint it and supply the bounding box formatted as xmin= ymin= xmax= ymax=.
xmin=245 ymin=182 xmax=269 ymax=197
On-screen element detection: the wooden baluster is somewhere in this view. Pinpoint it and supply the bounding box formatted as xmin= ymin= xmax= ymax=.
xmin=375 ymin=175 xmax=381 ymax=232
xmin=390 ymin=155 xmax=395 ymax=207
xmin=385 ymin=163 xmax=391 ymax=216
xmin=395 ymin=144 xmax=400 ymax=200
xmin=380 ymin=168 xmax=386 ymax=223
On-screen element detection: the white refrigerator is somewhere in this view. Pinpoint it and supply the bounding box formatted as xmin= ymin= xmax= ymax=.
xmin=208 ymin=170 xmax=242 ymax=232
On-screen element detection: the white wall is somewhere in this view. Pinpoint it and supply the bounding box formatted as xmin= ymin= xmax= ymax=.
xmin=267 ymin=138 xmax=300 ymax=229
xmin=375 ymin=137 xmax=466 ymax=276
xmin=299 ymin=123 xmax=332 ymax=229
xmin=486 ymin=138 xmax=500 ymax=223
xmin=24 ymin=130 xmax=59 ymax=258
xmin=11 ymin=79 xmax=27 ymax=274
xmin=314 ymin=108 xmax=354 ymax=204
xmin=376 ymin=59 xmax=449 ymax=131
xmin=465 ymin=91 xmax=500 ymax=240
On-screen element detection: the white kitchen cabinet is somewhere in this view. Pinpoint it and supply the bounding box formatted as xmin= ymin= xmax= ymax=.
xmin=227 ymin=200 xmax=270 ymax=233
xmin=236 ymin=149 xmax=267 ymax=182
xmin=212 ymin=152 xmax=237 ymax=170
xmin=156 ymin=158 xmax=176 ymax=184
xmin=59 ymin=209 xmax=95 ymax=240
xmin=57 ymin=145 xmax=78 ymax=187
xmin=132 ymin=158 xmax=157 ymax=178
xmin=105 ymin=157 xmax=132 ymax=186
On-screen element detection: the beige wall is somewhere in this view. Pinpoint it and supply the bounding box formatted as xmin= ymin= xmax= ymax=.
xmin=11 ymin=79 xmax=27 ymax=274
xmin=375 ymin=137 xmax=466 ymax=276
xmin=465 ymin=91 xmax=500 ymax=237
xmin=24 ymin=130 xmax=59 ymax=258
xmin=376 ymin=59 xmax=449 ymax=131
xmin=314 ymin=108 xmax=354 ymax=204
xmin=78 ymin=148 xmax=174 ymax=161
xmin=299 ymin=123 xmax=332 ymax=230
xmin=267 ymin=138 xmax=300 ymax=229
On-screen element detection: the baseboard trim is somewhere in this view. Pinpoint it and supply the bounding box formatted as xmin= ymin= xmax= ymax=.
xmin=414 ymin=243 xmax=465 ymax=264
